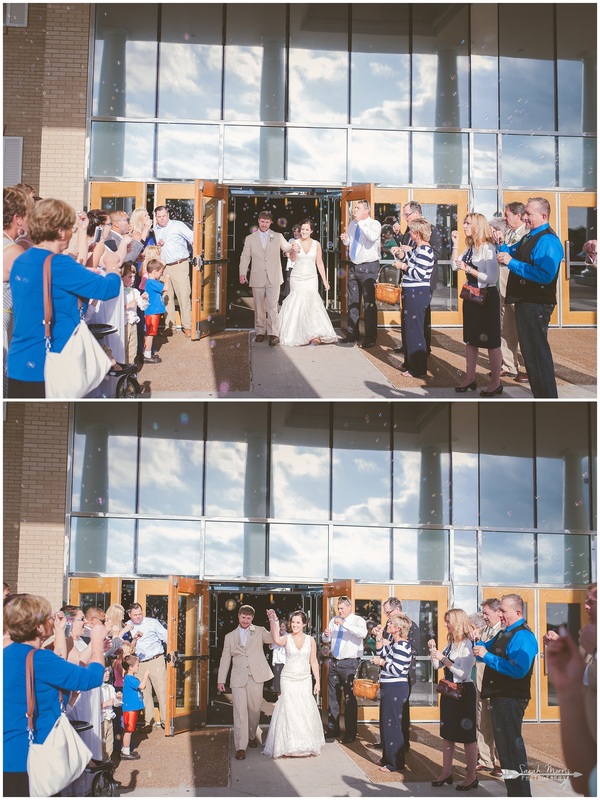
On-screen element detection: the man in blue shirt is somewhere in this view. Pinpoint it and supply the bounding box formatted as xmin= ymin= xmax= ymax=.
xmin=473 ymin=594 xmax=538 ymax=797
xmin=497 ymin=197 xmax=564 ymax=398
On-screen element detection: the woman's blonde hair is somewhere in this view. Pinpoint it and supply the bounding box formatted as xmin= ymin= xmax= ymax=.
xmin=3 ymin=594 xmax=52 ymax=642
xmin=445 ymin=608 xmax=472 ymax=643
xmin=106 ymin=603 xmax=125 ymax=627
xmin=408 ymin=216 xmax=432 ymax=243
xmin=464 ymin=213 xmax=495 ymax=249
xmin=388 ymin=611 xmax=411 ymax=639
xmin=27 ymin=198 xmax=76 ymax=244
xmin=130 ymin=208 xmax=150 ymax=236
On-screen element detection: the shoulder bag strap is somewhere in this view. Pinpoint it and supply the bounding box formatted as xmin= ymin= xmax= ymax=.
xmin=43 ymin=255 xmax=53 ymax=347
xmin=26 ymin=648 xmax=36 ymax=740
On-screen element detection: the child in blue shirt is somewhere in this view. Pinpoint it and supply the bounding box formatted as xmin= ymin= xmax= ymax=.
xmin=143 ymin=258 xmax=170 ymax=364
xmin=121 ymin=655 xmax=150 ymax=760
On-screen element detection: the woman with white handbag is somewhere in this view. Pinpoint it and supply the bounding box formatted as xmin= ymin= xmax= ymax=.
xmin=3 ymin=594 xmax=106 ymax=797
xmin=6 ymin=198 xmax=122 ymax=398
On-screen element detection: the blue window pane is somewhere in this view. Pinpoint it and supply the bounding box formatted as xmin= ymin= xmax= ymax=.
xmin=287 ymin=129 xmax=347 ymax=184
xmin=224 ymin=126 xmax=284 ymax=182
xmin=332 ymin=404 xmax=391 ymax=524
xmin=289 ymin=4 xmax=348 ymax=124
xmin=138 ymin=404 xmax=204 ymax=517
xmin=556 ymin=5 xmax=597 ymax=134
xmin=70 ymin=518 xmax=134 ymax=574
xmin=481 ymin=531 xmax=535 ymax=584
xmin=158 ymin=4 xmax=223 ymax=121
xmin=269 ymin=524 xmax=328 ymax=580
xmin=412 ymin=133 xmax=468 ymax=186
xmin=472 ymin=134 xmax=498 ymax=187
xmin=205 ymin=521 xmax=266 ymax=578
xmin=538 ymin=534 xmax=590 ymax=585
xmin=93 ymin=5 xmax=158 ymax=118
xmin=453 ymin=530 xmax=477 ymax=583
xmin=333 ymin=527 xmax=390 ymax=581
xmin=351 ymin=131 xmax=409 ymax=185
xmin=90 ymin=122 xmax=155 ymax=179
xmin=501 ymin=135 xmax=556 ymax=188
xmin=138 ymin=520 xmax=200 ymax=575
xmin=72 ymin=404 xmax=138 ymax=514
xmin=558 ymin=137 xmax=597 ymax=190
xmin=157 ymin=125 xmax=220 ymax=180
xmin=393 ymin=529 xmax=448 ymax=583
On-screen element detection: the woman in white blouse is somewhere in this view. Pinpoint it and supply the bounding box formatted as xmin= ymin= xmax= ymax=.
xmin=451 ymin=214 xmax=502 ymax=397
xmin=428 ymin=609 xmax=478 ymax=791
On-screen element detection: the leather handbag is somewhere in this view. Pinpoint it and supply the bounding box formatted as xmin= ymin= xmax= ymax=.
xmin=43 ymin=254 xmax=112 ymax=398
xmin=460 ymin=283 xmax=487 ymax=305
xmin=26 ymin=649 xmax=92 ymax=797
xmin=436 ymin=678 xmax=464 ymax=700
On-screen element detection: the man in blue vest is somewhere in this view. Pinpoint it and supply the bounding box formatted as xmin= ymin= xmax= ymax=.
xmin=472 ymin=594 xmax=538 ymax=797
xmin=497 ymin=197 xmax=564 ymax=398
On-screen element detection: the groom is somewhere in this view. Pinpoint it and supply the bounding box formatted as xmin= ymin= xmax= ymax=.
xmin=239 ymin=211 xmax=295 ymax=346
xmin=217 ymin=605 xmax=273 ymax=760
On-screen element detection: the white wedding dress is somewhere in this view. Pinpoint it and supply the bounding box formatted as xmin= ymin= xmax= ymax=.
xmin=263 ymin=634 xmax=325 ymax=758
xmin=279 ymin=239 xmax=338 ymax=346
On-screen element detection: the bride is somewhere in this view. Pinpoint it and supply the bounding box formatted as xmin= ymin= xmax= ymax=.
xmin=263 ymin=609 xmax=325 ymax=758
xmin=278 ymin=220 xmax=338 ymax=346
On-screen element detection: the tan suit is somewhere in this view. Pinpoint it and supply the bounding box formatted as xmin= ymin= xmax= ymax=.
xmin=217 ymin=624 xmax=273 ymax=751
xmin=476 ymin=622 xmax=502 ymax=768
xmin=239 ymin=231 xmax=292 ymax=336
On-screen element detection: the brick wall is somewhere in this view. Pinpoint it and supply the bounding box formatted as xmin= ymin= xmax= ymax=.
xmin=3 ymin=3 xmax=90 ymax=207
xmin=3 ymin=403 xmax=70 ymax=608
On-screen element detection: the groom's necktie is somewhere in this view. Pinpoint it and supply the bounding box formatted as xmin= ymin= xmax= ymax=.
xmin=350 ymin=224 xmax=361 ymax=262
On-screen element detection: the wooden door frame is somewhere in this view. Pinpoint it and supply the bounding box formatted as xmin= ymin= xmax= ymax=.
xmin=89 ymin=182 xmax=146 ymax=212
xmin=482 ymin=587 xmax=537 ymax=720
xmin=558 ymin=191 xmax=597 ymax=326
xmin=538 ymin=588 xmax=587 ymax=720
xmin=69 ymin=577 xmax=120 ymax=608
xmin=340 ymin=185 xmax=374 ymax=317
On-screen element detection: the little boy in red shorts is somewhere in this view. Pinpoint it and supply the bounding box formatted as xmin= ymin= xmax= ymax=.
xmin=121 ymin=655 xmax=150 ymax=760
xmin=143 ymin=258 xmax=170 ymax=364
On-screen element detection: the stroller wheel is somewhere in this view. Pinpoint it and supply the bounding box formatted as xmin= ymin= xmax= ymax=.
xmin=92 ymin=770 xmax=116 ymax=797
xmin=116 ymin=374 xmax=141 ymax=398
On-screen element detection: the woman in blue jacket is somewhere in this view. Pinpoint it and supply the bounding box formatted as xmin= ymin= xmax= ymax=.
xmin=6 ymin=198 xmax=122 ymax=398
xmin=3 ymin=594 xmax=106 ymax=797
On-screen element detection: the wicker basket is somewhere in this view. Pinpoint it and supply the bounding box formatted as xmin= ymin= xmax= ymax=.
xmin=352 ymin=678 xmax=379 ymax=700
xmin=375 ymin=282 xmax=401 ymax=305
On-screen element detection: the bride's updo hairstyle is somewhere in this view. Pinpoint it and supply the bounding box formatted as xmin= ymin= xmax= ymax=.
xmin=299 ymin=219 xmax=314 ymax=233
xmin=289 ymin=610 xmax=307 ymax=625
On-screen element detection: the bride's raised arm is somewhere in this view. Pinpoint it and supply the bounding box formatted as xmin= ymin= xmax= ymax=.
xmin=266 ymin=609 xmax=287 ymax=646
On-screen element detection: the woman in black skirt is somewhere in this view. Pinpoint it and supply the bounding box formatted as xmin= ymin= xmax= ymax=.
xmin=451 ymin=214 xmax=502 ymax=397
xmin=428 ymin=609 xmax=478 ymax=791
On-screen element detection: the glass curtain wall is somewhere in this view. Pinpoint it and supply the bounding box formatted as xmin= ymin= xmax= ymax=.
xmin=89 ymin=3 xmax=596 ymax=190
xmin=69 ymin=403 xmax=594 ymax=591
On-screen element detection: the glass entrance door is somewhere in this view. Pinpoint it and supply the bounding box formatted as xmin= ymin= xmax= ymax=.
xmin=559 ymin=192 xmax=597 ymax=325
xmin=372 ymin=189 xmax=409 ymax=326
xmin=340 ymin=184 xmax=375 ymax=319
xmin=192 ymin=180 xmax=229 ymax=339
xmin=539 ymin=588 xmax=587 ymax=720
xmin=89 ymin=182 xmax=145 ymax=215
xmin=69 ymin=577 xmax=120 ymax=610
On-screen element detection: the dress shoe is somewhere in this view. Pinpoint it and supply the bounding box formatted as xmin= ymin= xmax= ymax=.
xmin=454 ymin=381 xmax=477 ymax=393
xmin=393 ymin=347 xmax=404 ymax=353
xmin=120 ymin=751 xmax=141 ymax=760
xmin=338 ymin=338 xmax=357 ymax=345
xmin=359 ymin=341 xmax=376 ymax=349
xmin=369 ymin=741 xmax=383 ymax=749
xmin=182 ymin=328 xmax=192 ymax=338
xmin=515 ymin=372 xmax=529 ymax=383
xmin=248 ymin=738 xmax=258 ymax=748
xmin=255 ymin=334 xmax=265 ymax=343
xmin=235 ymin=750 xmax=246 ymax=760
xmin=480 ymin=385 xmax=503 ymax=397
xmin=341 ymin=735 xmax=356 ymax=744
xmin=456 ymin=779 xmax=479 ymax=791
xmin=268 ymin=335 xmax=280 ymax=346
xmin=431 ymin=775 xmax=453 ymax=787
xmin=491 ymin=767 xmax=503 ymax=778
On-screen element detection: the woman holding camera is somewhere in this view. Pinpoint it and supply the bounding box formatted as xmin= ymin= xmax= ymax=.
xmin=451 ymin=214 xmax=501 ymax=397
xmin=392 ymin=217 xmax=435 ymax=378
xmin=428 ymin=609 xmax=478 ymax=791
xmin=372 ymin=612 xmax=413 ymax=773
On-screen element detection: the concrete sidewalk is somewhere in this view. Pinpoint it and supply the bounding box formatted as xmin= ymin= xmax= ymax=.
xmin=124 ymin=726 xmax=579 ymax=797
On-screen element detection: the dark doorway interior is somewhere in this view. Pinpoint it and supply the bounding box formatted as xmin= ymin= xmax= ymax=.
xmin=226 ymin=188 xmax=342 ymax=330
xmin=208 ymin=584 xmax=322 ymax=725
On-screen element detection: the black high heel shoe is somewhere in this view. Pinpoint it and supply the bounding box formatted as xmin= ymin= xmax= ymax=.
xmin=480 ymin=385 xmax=503 ymax=398
xmin=455 ymin=381 xmax=477 ymax=393
xmin=432 ymin=775 xmax=453 ymax=787
xmin=456 ymin=778 xmax=479 ymax=791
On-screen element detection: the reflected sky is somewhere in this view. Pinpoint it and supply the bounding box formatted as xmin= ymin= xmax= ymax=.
xmin=205 ymin=522 xmax=245 ymax=576
xmin=538 ymin=534 xmax=590 ymax=585
xmin=271 ymin=443 xmax=329 ymax=519
xmin=393 ymin=529 xmax=448 ymax=583
xmin=91 ymin=122 xmax=154 ymax=178
xmin=333 ymin=527 xmax=391 ymax=581
xmin=502 ymin=135 xmax=556 ymax=188
xmin=351 ymin=130 xmax=409 ymax=184
xmin=159 ymin=44 xmax=222 ymax=120
xmin=287 ymin=128 xmax=347 ymax=183
xmin=482 ymin=531 xmax=535 ymax=584
xmin=157 ymin=125 xmax=220 ymax=179
xmin=138 ymin=520 xmax=201 ymax=575
xmin=269 ymin=524 xmax=328 ymax=579
xmin=71 ymin=518 xmax=134 ymax=575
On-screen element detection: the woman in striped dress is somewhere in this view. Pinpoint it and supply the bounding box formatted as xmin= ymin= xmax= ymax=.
xmin=393 ymin=217 xmax=435 ymax=377
xmin=372 ymin=611 xmax=413 ymax=772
